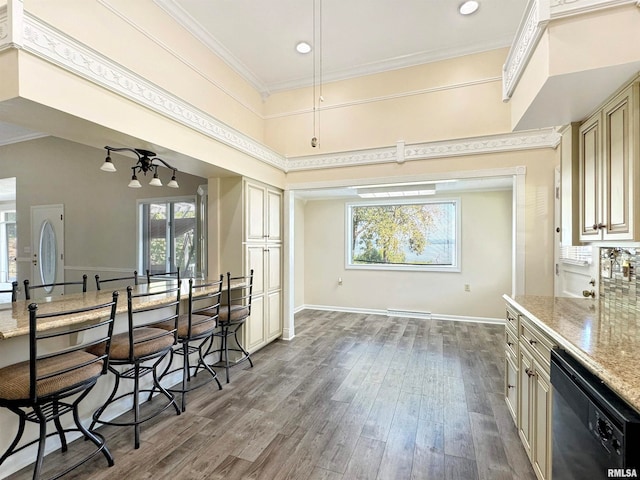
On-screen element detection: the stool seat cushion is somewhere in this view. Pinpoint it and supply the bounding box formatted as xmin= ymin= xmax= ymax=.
xmin=154 ymin=314 xmax=216 ymax=338
xmin=218 ymin=305 xmax=249 ymax=324
xmin=0 ymin=351 xmax=103 ymax=401
xmin=97 ymin=327 xmax=174 ymax=361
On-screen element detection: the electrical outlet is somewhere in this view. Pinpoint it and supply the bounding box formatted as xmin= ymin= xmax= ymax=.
xmin=464 ymin=284 xmax=470 ymax=292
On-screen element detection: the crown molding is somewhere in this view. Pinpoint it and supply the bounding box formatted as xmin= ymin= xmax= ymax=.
xmin=287 ymin=129 xmax=561 ymax=172
xmin=503 ymin=0 xmax=637 ymax=101
xmin=153 ymin=0 xmax=270 ymax=97
xmin=19 ymin=12 xmax=286 ymax=171
xmin=5 ymin=10 xmax=560 ymax=174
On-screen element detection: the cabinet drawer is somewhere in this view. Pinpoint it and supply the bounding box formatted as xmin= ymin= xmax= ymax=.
xmin=505 ymin=327 xmax=518 ymax=359
xmin=506 ymin=306 xmax=518 ymax=333
xmin=519 ymin=317 xmax=553 ymax=367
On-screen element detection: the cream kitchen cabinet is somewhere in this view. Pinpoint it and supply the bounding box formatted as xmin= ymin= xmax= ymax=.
xmin=218 ymin=177 xmax=283 ymax=354
xmin=504 ymin=306 xmax=519 ymax=424
xmin=246 ymin=181 xmax=282 ymax=242
xmin=505 ymin=304 xmax=555 ymax=480
xmin=578 ymin=81 xmax=640 ymax=242
xmin=245 ymin=243 xmax=282 ymax=351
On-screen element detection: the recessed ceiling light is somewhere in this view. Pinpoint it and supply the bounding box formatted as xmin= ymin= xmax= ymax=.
xmin=296 ymin=41 xmax=312 ymax=54
xmin=459 ymin=1 xmax=479 ymax=15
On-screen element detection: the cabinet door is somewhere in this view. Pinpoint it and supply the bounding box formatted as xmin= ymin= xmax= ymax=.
xmin=267 ymin=189 xmax=282 ymax=242
xmin=245 ymin=294 xmax=265 ymax=351
xmin=518 ymin=345 xmax=533 ymax=460
xmin=266 ymin=289 xmax=282 ymax=340
xmin=246 ymin=182 xmax=266 ymax=241
xmin=267 ymin=244 xmax=281 ymax=292
xmin=603 ymin=87 xmax=634 ymax=239
xmin=579 ymin=113 xmax=602 ymax=241
xmin=246 ymin=245 xmax=266 ymax=297
xmin=505 ymin=350 xmax=518 ymax=425
xmin=532 ymin=360 xmax=552 ymax=480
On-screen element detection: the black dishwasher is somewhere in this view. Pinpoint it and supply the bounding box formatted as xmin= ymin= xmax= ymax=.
xmin=551 ymin=349 xmax=640 ymax=479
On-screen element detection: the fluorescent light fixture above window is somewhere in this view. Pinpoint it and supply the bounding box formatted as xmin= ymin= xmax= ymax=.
xmin=357 ymin=184 xmax=436 ymax=198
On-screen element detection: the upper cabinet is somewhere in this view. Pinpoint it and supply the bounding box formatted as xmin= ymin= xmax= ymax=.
xmin=578 ymin=81 xmax=640 ymax=242
xmin=245 ymin=182 xmax=282 ymax=243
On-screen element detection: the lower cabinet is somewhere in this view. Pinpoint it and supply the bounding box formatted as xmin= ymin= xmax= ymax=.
xmin=505 ymin=304 xmax=554 ymax=480
xmin=505 ymin=350 xmax=519 ymax=422
xmin=244 ymin=244 xmax=282 ymax=352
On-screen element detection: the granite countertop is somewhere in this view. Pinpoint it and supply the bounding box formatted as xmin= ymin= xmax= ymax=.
xmin=0 ymin=278 xmax=240 ymax=340
xmin=504 ymin=294 xmax=640 ymax=413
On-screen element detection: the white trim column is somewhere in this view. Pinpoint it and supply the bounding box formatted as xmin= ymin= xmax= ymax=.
xmin=282 ymin=190 xmax=295 ymax=340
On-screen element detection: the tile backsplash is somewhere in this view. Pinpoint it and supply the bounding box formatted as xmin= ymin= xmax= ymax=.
xmin=600 ymin=247 xmax=639 ymax=313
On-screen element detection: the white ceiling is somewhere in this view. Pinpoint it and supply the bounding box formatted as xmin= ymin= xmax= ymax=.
xmin=157 ymin=0 xmax=528 ymax=95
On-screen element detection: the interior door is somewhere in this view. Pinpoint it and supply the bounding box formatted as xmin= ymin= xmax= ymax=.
xmin=30 ymin=204 xmax=64 ymax=297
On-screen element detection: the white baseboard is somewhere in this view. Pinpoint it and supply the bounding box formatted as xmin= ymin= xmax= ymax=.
xmin=297 ymin=304 xmax=503 ymax=324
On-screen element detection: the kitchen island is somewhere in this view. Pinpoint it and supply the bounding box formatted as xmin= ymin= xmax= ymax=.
xmin=0 ymin=278 xmax=243 ymax=477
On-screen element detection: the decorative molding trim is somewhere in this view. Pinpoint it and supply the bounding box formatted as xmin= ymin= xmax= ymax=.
xmin=153 ymin=0 xmax=269 ymax=96
xmin=550 ymin=0 xmax=637 ymax=17
xmin=5 ymin=9 xmax=560 ymax=174
xmin=503 ymin=0 xmax=637 ymax=101
xmin=0 ymin=8 xmax=8 ymax=44
xmin=19 ymin=12 xmax=287 ymax=171
xmin=154 ymin=0 xmax=513 ymax=96
xmin=99 ymin=0 xmax=263 ymax=120
xmin=287 ymin=128 xmax=560 ymax=172
xmin=502 ymin=0 xmax=548 ymax=102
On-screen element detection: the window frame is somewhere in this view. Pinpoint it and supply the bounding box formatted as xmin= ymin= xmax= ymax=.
xmin=345 ymin=197 xmax=461 ymax=272
xmin=137 ymin=195 xmax=203 ymax=277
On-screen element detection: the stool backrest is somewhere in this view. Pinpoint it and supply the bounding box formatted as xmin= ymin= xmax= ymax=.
xmin=28 ymin=291 xmax=119 ymax=402
xmin=24 ymin=274 xmax=88 ymax=300
xmin=95 ymin=271 xmax=138 ymax=290
xmin=226 ymin=270 xmax=254 ymax=317
xmin=125 ymin=282 xmax=181 ymax=362
xmin=186 ymin=275 xmax=223 ymax=339
xmin=146 ymin=268 xmax=180 ymax=284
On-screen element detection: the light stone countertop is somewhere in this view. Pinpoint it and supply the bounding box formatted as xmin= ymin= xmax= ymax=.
xmin=504 ymin=294 xmax=640 ymax=413
xmin=0 ymin=278 xmax=240 ymax=340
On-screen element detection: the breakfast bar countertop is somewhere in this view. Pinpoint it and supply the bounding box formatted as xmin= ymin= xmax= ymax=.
xmin=504 ymin=294 xmax=640 ymax=414
xmin=0 ymin=278 xmax=242 ymax=340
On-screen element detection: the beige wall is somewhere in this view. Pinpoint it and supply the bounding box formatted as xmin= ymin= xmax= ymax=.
xmin=288 ymin=146 xmax=559 ymax=299
xmin=0 ymin=136 xmax=207 ymax=285
xmin=24 ymin=0 xmax=265 ymax=142
xmin=301 ymin=190 xmax=512 ymax=318
xmin=265 ymin=49 xmax=511 ymax=157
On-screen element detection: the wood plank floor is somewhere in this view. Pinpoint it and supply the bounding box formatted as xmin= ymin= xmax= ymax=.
xmin=5 ymin=310 xmax=537 ymax=480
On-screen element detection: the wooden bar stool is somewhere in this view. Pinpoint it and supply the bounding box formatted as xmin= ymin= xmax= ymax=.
xmin=89 ymin=283 xmax=181 ymax=449
xmin=0 ymin=292 xmax=119 ymax=480
xmin=154 ymin=276 xmax=224 ymax=411
xmin=207 ymin=271 xmax=254 ymax=383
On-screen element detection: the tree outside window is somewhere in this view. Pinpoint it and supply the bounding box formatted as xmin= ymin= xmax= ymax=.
xmin=347 ymin=199 xmax=460 ymax=271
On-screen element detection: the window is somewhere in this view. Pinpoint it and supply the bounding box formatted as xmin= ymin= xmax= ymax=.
xmin=0 ymin=210 xmax=16 ymax=282
xmin=139 ymin=198 xmax=202 ymax=277
xmin=346 ymin=199 xmax=460 ymax=271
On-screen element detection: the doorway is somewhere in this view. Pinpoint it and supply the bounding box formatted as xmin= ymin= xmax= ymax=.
xmin=30 ymin=204 xmax=65 ymax=297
